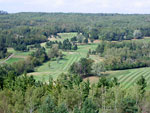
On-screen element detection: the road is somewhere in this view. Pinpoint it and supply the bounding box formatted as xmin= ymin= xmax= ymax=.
xmin=0 ymin=54 xmax=14 ymax=64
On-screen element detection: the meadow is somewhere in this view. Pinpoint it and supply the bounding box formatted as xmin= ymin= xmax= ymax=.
xmin=3 ymin=48 xmax=34 ymax=64
xmin=29 ymin=43 xmax=99 ymax=81
xmin=3 ymin=33 xmax=150 ymax=89
xmin=107 ymin=67 xmax=150 ymax=89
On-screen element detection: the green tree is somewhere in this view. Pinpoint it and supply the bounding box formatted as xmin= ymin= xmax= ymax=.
xmin=112 ymin=77 xmax=120 ymax=86
xmin=73 ymin=44 xmax=78 ymax=50
xmin=121 ymin=98 xmax=138 ymax=113
xmin=55 ymin=104 xmax=68 ymax=113
xmin=97 ymin=77 xmax=112 ymax=88
xmin=62 ymin=39 xmax=72 ymax=50
xmin=69 ymin=58 xmax=93 ymax=77
xmin=48 ymin=45 xmax=62 ymax=60
xmin=38 ymin=96 xmax=56 ymax=113
xmin=96 ymin=42 xmax=105 ymax=55
xmin=133 ymin=30 xmax=142 ymax=39
xmin=90 ymin=28 xmax=99 ymax=39
xmin=81 ymin=80 xmax=90 ymax=100
xmin=136 ymin=76 xmax=147 ymax=95
xmin=81 ymin=98 xmax=98 ymax=113
xmin=0 ymin=37 xmax=7 ymax=59
xmin=83 ymin=38 xmax=88 ymax=44
xmin=92 ymin=62 xmax=106 ymax=76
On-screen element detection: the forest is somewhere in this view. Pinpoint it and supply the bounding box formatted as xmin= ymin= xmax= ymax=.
xmin=1 ymin=12 xmax=150 ymax=112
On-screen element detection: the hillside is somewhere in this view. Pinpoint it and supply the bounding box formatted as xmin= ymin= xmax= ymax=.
xmin=1 ymin=13 xmax=150 ymax=113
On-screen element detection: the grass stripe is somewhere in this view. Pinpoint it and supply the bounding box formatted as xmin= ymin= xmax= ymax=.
xmin=123 ymin=68 xmax=147 ymax=84
xmin=143 ymin=71 xmax=150 ymax=84
xmin=144 ymin=71 xmax=150 ymax=79
xmin=63 ymin=55 xmax=74 ymax=70
xmin=122 ymin=69 xmax=147 ymax=85
xmin=124 ymin=69 xmax=150 ymax=88
xmin=119 ymin=69 xmax=139 ymax=83
xmin=63 ymin=54 xmax=79 ymax=71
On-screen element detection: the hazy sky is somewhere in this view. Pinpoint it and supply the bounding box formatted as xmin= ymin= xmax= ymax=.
xmin=0 ymin=0 xmax=150 ymax=14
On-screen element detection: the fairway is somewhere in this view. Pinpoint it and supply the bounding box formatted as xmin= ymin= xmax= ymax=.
xmin=108 ymin=67 xmax=150 ymax=89
xmin=28 ymin=32 xmax=99 ymax=81
xmin=0 ymin=48 xmax=36 ymax=64
xmin=49 ymin=32 xmax=78 ymax=42
xmin=6 ymin=58 xmax=24 ymax=64
xmin=29 ymin=43 xmax=99 ymax=81
xmin=4 ymin=33 xmax=150 ymax=88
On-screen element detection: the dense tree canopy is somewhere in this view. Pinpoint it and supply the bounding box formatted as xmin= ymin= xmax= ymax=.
xmin=0 ymin=66 xmax=150 ymax=113
xmin=0 ymin=13 xmax=150 ymax=58
xmin=1 ymin=12 xmax=150 ymax=113
xmin=94 ymin=40 xmax=150 ymax=70
xmin=69 ymin=58 xmax=93 ymax=77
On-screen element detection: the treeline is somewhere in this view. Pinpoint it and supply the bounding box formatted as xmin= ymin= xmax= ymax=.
xmin=93 ymin=40 xmax=150 ymax=70
xmin=5 ymin=45 xmax=63 ymax=75
xmin=0 ymin=27 xmax=47 ymax=52
xmin=46 ymin=33 xmax=91 ymax=51
xmin=46 ymin=39 xmax=78 ymax=51
xmin=0 ymin=64 xmax=149 ymax=113
xmin=0 ymin=37 xmax=8 ymax=58
xmin=1 ymin=13 xmax=150 ymax=54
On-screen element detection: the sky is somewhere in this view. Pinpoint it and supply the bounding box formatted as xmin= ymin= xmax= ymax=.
xmin=0 ymin=0 xmax=150 ymax=14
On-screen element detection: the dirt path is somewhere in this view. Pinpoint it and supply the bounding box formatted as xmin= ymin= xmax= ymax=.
xmin=13 ymin=55 xmax=27 ymax=59
xmin=0 ymin=54 xmax=14 ymax=64
xmin=84 ymin=76 xmax=100 ymax=84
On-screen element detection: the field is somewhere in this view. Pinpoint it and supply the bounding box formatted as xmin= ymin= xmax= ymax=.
xmin=48 ymin=32 xmax=78 ymax=42
xmin=6 ymin=58 xmax=24 ymax=64
xmin=28 ymin=43 xmax=99 ymax=81
xmin=106 ymin=67 xmax=150 ymax=89
xmin=27 ymin=32 xmax=99 ymax=81
xmin=2 ymin=33 xmax=150 ymax=89
xmin=0 ymin=47 xmax=35 ymax=64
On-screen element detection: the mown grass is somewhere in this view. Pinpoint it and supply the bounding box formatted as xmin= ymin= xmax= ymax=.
xmin=107 ymin=67 xmax=150 ymax=89
xmin=30 ymin=36 xmax=150 ymax=82
xmin=29 ymin=32 xmax=99 ymax=81
xmin=3 ymin=48 xmax=35 ymax=64
xmin=8 ymin=48 xmax=34 ymax=56
xmin=6 ymin=58 xmax=24 ymax=64
xmin=48 ymin=32 xmax=78 ymax=42
xmin=29 ymin=43 xmax=99 ymax=82
xmin=5 ymin=34 xmax=150 ymax=88
xmin=58 ymin=32 xmax=78 ymax=41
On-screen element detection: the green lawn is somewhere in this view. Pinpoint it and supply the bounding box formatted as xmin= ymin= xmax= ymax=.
xmin=6 ymin=33 xmax=150 ymax=88
xmin=6 ymin=58 xmax=24 ymax=64
xmin=108 ymin=67 xmax=150 ymax=89
xmin=29 ymin=43 xmax=99 ymax=82
xmin=58 ymin=32 xmax=78 ymax=41
xmin=30 ymin=32 xmax=98 ymax=82
xmin=3 ymin=48 xmax=35 ymax=64
xmin=39 ymin=36 xmax=150 ymax=88
xmin=48 ymin=32 xmax=78 ymax=42
xmin=8 ymin=48 xmax=34 ymax=56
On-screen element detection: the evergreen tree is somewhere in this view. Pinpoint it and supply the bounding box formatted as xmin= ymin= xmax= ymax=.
xmin=56 ymin=104 xmax=68 ymax=113
xmin=62 ymin=39 xmax=72 ymax=50
xmin=73 ymin=44 xmax=78 ymax=50
xmin=83 ymin=38 xmax=88 ymax=44
xmin=136 ymin=76 xmax=147 ymax=95
xmin=81 ymin=98 xmax=98 ymax=113
xmin=81 ymin=80 xmax=90 ymax=100
xmin=38 ymin=96 xmax=56 ymax=113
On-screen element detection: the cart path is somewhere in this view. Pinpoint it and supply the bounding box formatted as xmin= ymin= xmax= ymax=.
xmin=0 ymin=54 xmax=15 ymax=64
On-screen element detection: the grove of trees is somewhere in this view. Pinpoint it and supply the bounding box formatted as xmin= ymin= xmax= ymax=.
xmin=1 ymin=12 xmax=150 ymax=113
xmin=0 ymin=65 xmax=149 ymax=113
xmin=1 ymin=13 xmax=150 ymax=54
xmin=93 ymin=40 xmax=150 ymax=70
